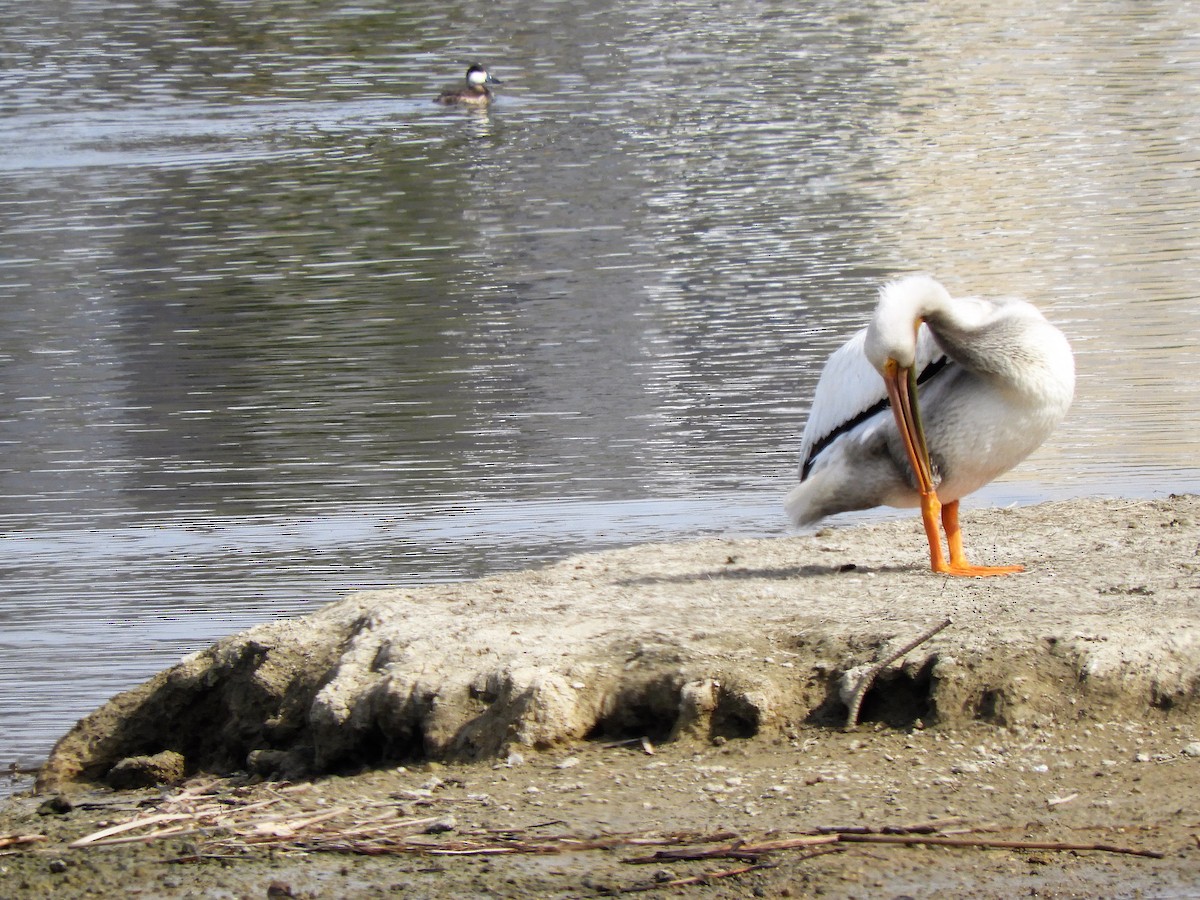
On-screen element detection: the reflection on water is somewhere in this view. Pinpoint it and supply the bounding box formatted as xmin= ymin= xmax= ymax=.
xmin=2 ymin=0 xmax=1199 ymax=787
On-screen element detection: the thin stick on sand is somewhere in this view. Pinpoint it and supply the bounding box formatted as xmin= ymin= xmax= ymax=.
xmin=0 ymin=833 xmax=48 ymax=851
xmin=844 ymin=618 xmax=952 ymax=729
xmin=617 ymin=862 xmax=778 ymax=893
xmin=835 ymin=832 xmax=1165 ymax=859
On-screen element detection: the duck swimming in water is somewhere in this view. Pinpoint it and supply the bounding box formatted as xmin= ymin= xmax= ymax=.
xmin=436 ymin=63 xmax=502 ymax=106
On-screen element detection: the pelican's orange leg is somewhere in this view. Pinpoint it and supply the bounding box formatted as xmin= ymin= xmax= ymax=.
xmin=940 ymin=500 xmax=1024 ymax=576
xmin=918 ymin=491 xmax=950 ymax=573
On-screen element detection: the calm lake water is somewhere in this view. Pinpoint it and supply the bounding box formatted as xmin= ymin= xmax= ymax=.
xmin=3 ymin=0 xmax=1199 ymax=789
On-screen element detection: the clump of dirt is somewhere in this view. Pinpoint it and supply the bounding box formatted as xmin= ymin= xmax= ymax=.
xmin=37 ymin=496 xmax=1200 ymax=793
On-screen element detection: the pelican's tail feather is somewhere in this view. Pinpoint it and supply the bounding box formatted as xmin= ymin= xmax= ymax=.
xmin=784 ymin=480 xmax=823 ymax=527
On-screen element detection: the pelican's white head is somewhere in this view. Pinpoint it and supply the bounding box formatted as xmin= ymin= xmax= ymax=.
xmin=863 ymin=275 xmax=952 ymax=373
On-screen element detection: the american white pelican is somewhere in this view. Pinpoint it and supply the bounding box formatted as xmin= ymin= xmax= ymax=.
xmin=785 ymin=275 xmax=1075 ymax=576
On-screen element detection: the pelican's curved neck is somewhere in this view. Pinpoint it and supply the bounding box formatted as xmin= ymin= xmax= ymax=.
xmin=864 ymin=275 xmax=953 ymax=371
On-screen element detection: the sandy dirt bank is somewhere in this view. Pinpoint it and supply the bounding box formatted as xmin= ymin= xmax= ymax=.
xmin=2 ymin=495 xmax=1197 ymax=898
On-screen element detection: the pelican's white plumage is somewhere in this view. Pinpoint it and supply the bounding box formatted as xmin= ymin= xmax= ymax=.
xmin=786 ymin=275 xmax=1074 ymax=575
xmin=795 ymin=325 xmax=944 ymax=491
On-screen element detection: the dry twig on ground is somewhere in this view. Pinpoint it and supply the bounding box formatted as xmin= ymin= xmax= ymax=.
xmin=843 ymin=617 xmax=952 ymax=729
xmin=36 ymin=779 xmax=1168 ymax=874
xmin=0 ymin=833 xmax=48 ymax=852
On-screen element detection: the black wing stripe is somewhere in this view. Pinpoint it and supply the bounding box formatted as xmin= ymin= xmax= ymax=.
xmin=800 ymin=355 xmax=950 ymax=481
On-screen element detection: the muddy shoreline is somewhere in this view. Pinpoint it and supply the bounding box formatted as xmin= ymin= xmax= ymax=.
xmin=2 ymin=495 xmax=1198 ymax=898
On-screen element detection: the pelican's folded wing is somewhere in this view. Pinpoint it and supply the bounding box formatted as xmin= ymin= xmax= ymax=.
xmin=799 ymin=325 xmax=944 ymax=479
